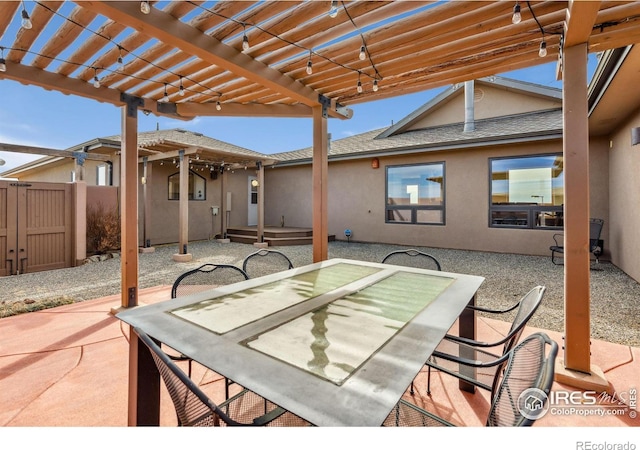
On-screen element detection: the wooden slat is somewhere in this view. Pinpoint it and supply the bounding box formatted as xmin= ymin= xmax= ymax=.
xmin=31 ymin=5 xmax=97 ymax=70
xmin=7 ymin=1 xmax=64 ymax=63
xmin=0 ymin=2 xmax=20 ymax=41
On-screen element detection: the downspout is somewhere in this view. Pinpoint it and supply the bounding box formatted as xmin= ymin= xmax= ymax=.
xmin=463 ymin=80 xmax=475 ymax=132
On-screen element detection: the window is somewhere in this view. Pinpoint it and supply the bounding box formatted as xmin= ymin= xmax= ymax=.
xmin=490 ymin=154 xmax=563 ymax=229
xmin=96 ymin=164 xmax=108 ymax=186
xmin=168 ymin=171 xmax=206 ymax=200
xmin=386 ymin=162 xmax=445 ymax=225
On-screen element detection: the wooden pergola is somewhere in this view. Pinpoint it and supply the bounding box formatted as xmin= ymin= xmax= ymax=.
xmin=3 ymin=1 xmax=640 ymax=412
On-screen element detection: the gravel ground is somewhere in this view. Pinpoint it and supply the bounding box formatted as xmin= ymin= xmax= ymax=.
xmin=1 ymin=240 xmax=639 ymax=347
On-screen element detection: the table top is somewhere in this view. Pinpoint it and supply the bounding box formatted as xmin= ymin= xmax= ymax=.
xmin=117 ymin=258 xmax=485 ymax=426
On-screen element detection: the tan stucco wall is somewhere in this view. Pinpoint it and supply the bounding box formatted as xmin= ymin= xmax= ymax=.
xmin=12 ymin=159 xmax=107 ymax=184
xmin=607 ymin=109 xmax=640 ymax=281
xmin=409 ymin=84 xmax=562 ymax=130
xmin=266 ymin=139 xmax=609 ymax=259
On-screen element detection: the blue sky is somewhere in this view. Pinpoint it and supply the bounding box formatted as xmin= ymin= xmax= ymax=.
xmin=0 ymin=58 xmax=594 ymax=173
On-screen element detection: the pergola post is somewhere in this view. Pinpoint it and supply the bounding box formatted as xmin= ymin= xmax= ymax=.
xmin=173 ymin=149 xmax=192 ymax=261
xmin=256 ymin=161 xmax=265 ymax=245
xmin=312 ymin=103 xmax=329 ymax=262
xmin=119 ymin=103 xmax=139 ymax=308
xmin=557 ymin=42 xmax=608 ymax=392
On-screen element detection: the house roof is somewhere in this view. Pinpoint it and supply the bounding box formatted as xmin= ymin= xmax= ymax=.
xmin=273 ymin=104 xmax=563 ymax=164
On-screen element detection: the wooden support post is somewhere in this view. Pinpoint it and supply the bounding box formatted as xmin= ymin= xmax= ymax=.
xmin=312 ymin=104 xmax=329 ymax=262
xmin=557 ymin=43 xmax=609 ymax=392
xmin=120 ymin=104 xmax=139 ymax=308
xmin=173 ymin=150 xmax=192 ymax=261
xmin=257 ymin=161 xmax=265 ymax=244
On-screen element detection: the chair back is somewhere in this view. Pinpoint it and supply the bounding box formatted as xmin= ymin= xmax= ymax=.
xmin=381 ymin=249 xmax=442 ymax=271
xmin=500 ymin=286 xmax=546 ymax=355
xmin=589 ymin=218 xmax=604 ymax=251
xmin=242 ymin=249 xmax=294 ymax=278
xmin=133 ymin=327 xmax=233 ymax=426
xmin=486 ymin=332 xmax=558 ymax=427
xmin=171 ymin=263 xmax=249 ymax=298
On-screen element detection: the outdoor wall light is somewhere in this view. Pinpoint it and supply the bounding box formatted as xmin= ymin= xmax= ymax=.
xmin=251 ymin=179 xmax=259 ymax=187
xmin=371 ymin=157 xmax=379 ymax=169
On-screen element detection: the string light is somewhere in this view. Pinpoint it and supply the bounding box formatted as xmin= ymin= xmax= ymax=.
xmin=179 ymin=77 xmax=185 ymax=96
xmin=92 ymin=68 xmax=100 ymax=88
xmin=117 ymin=46 xmax=124 ymax=69
xmin=160 ymin=83 xmax=169 ymax=102
xmin=242 ymin=25 xmax=250 ymax=51
xmin=306 ymin=51 xmax=313 ymax=75
xmin=140 ymin=1 xmax=151 ymax=15
xmin=357 ymin=73 xmax=363 ymax=93
xmin=512 ymin=1 xmax=521 ymax=24
xmin=373 ymin=79 xmax=379 ymax=92
xmin=539 ymin=39 xmax=547 ymax=57
xmin=359 ymin=45 xmax=366 ymax=61
xmin=329 ymin=0 xmax=339 ymax=18
xmin=21 ymin=1 xmax=32 ymax=29
xmin=216 ymin=100 xmax=222 ymax=111
xmin=0 ymin=47 xmax=6 ymax=73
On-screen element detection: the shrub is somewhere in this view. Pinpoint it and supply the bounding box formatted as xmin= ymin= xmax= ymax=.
xmin=86 ymin=202 xmax=121 ymax=255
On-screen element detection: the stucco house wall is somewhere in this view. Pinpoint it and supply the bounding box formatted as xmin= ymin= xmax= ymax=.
xmin=607 ymin=107 xmax=640 ymax=281
xmin=266 ymin=139 xmax=609 ymax=258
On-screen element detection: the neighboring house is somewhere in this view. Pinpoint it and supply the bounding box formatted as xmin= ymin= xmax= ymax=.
xmin=2 ymin=47 xmax=639 ymax=284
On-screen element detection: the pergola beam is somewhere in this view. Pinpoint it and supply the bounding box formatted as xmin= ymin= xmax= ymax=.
xmin=1 ymin=64 xmax=189 ymax=121
xmin=0 ymin=143 xmax=111 ymax=161
xmin=79 ymin=1 xmax=351 ymax=120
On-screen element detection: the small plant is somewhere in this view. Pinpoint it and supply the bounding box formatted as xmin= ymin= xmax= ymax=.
xmin=0 ymin=297 xmax=75 ymax=318
xmin=86 ymin=202 xmax=121 ymax=255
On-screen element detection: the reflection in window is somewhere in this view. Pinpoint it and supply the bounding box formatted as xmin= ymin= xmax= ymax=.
xmin=168 ymin=171 xmax=206 ymax=200
xmin=490 ymin=154 xmax=563 ymax=229
xmin=386 ymin=162 xmax=445 ymax=225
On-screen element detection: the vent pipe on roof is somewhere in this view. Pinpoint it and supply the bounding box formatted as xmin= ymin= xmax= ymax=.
xmin=463 ymin=80 xmax=475 ymax=132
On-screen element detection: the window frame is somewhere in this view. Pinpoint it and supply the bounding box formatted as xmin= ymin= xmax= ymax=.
xmin=385 ymin=161 xmax=446 ymax=226
xmin=168 ymin=170 xmax=207 ymax=201
xmin=488 ymin=153 xmax=563 ymax=230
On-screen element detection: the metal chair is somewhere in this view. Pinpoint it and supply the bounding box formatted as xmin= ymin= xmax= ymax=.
xmin=550 ymin=218 xmax=605 ymax=265
xmin=169 ymin=263 xmax=249 ymax=394
xmin=242 ymin=248 xmax=294 ymax=278
xmin=423 ymin=285 xmax=546 ymax=395
xmin=133 ymin=327 xmax=308 ymax=426
xmin=171 ymin=263 xmax=249 ymax=298
xmin=384 ymin=332 xmax=558 ymax=427
xmin=381 ymin=248 xmax=442 ymax=271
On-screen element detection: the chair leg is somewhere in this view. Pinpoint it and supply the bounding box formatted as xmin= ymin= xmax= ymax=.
xmin=410 ymin=381 xmax=415 ymax=395
xmin=427 ymin=365 xmax=432 ymax=395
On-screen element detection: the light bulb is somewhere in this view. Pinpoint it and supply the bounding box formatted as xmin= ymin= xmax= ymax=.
xmin=140 ymin=1 xmax=151 ymax=14
xmin=117 ymin=56 xmax=124 ymax=69
xmin=329 ymin=0 xmax=339 ymax=18
xmin=179 ymin=79 xmax=185 ymax=96
xmin=359 ymin=45 xmax=366 ymax=61
xmin=21 ymin=9 xmax=32 ymax=29
xmin=93 ymin=76 xmax=100 ymax=88
xmin=216 ymin=101 xmax=222 ymax=111
xmin=160 ymin=84 xmax=169 ymax=102
xmin=373 ymin=79 xmax=379 ymax=92
xmin=242 ymin=34 xmax=250 ymax=51
xmin=306 ymin=59 xmax=313 ymax=75
xmin=0 ymin=58 xmax=6 ymax=73
xmin=512 ymin=3 xmax=521 ymax=24
xmin=357 ymin=79 xmax=363 ymax=93
xmin=539 ymin=41 xmax=547 ymax=57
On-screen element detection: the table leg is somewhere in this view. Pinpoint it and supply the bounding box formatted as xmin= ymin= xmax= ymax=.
xmin=127 ymin=326 xmax=161 ymax=426
xmin=458 ymin=294 xmax=477 ymax=393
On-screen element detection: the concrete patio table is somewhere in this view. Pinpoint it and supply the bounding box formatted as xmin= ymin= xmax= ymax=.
xmin=116 ymin=258 xmax=485 ymax=426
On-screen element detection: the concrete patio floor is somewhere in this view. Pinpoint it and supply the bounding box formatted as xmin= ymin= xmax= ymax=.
xmin=1 ymin=285 xmax=638 ymax=431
